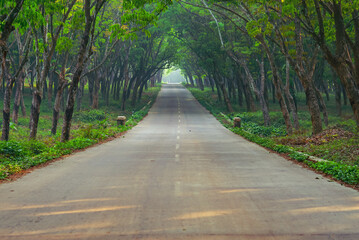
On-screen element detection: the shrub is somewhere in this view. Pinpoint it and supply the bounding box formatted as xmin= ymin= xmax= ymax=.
xmin=0 ymin=141 xmax=27 ymax=158
xmin=289 ymin=152 xmax=309 ymax=162
xmin=242 ymin=122 xmax=287 ymax=137
xmin=307 ymin=161 xmax=359 ymax=184
xmin=73 ymin=109 xmax=107 ymax=123
xmin=22 ymin=140 xmax=48 ymax=156
xmin=54 ymin=138 xmax=96 ymax=152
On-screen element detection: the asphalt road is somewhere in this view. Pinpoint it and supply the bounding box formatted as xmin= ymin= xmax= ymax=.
xmin=0 ymin=84 xmax=359 ymax=240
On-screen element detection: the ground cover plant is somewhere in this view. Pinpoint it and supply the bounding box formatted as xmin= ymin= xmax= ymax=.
xmin=188 ymin=87 xmax=359 ymax=186
xmin=0 ymin=86 xmax=160 ymax=180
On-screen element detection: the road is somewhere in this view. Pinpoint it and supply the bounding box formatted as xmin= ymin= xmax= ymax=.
xmin=0 ymin=84 xmax=358 ymax=240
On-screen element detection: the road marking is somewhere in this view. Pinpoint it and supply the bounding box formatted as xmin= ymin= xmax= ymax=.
xmin=177 ymin=130 xmax=180 ymax=134
xmin=175 ymin=154 xmax=180 ymax=162
xmin=176 ymin=144 xmax=180 ymax=150
xmin=178 ymin=119 xmax=181 ymax=123
xmin=177 ymin=136 xmax=180 ymax=140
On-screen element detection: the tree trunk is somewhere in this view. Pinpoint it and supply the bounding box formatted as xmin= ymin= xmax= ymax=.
xmin=238 ymin=71 xmax=255 ymax=112
xmin=20 ymin=91 xmax=26 ymax=117
xmin=29 ymin=91 xmax=42 ymax=139
xmin=315 ymin=86 xmax=329 ymax=126
xmin=61 ymin=0 xmax=99 ymax=142
xmin=92 ymin=71 xmax=100 ymax=109
xmin=47 ymin=72 xmax=54 ymax=108
xmin=304 ymin=82 xmax=323 ymax=135
xmin=12 ymin=76 xmax=24 ymax=124
xmin=76 ymin=78 xmax=86 ymax=111
xmin=314 ymin=0 xmax=359 ymax=127
xmin=332 ymin=69 xmax=342 ymax=116
xmin=257 ymin=36 xmax=293 ymax=134
xmin=188 ymin=73 xmax=195 ymax=87
xmin=218 ymin=77 xmax=233 ymax=112
xmin=284 ymin=59 xmax=300 ymax=130
xmin=121 ymin=68 xmax=129 ymax=110
xmin=235 ymin=76 xmax=243 ymax=106
xmin=0 ymin=0 xmax=26 ymax=140
xmin=1 ymin=80 xmax=14 ymax=141
xmin=214 ymin=79 xmax=222 ymax=103
xmin=258 ymin=59 xmax=270 ymax=126
xmin=131 ymin=79 xmax=141 ymax=106
xmin=51 ymin=82 xmax=66 ymax=135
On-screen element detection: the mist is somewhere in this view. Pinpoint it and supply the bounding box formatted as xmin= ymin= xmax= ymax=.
xmin=162 ymin=69 xmax=185 ymax=84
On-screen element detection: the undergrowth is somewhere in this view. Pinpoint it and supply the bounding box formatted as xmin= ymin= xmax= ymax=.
xmin=188 ymin=86 xmax=359 ymax=186
xmin=0 ymin=86 xmax=160 ymax=180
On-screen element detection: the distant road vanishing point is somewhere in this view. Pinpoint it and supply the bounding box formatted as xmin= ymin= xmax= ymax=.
xmin=0 ymin=84 xmax=358 ymax=240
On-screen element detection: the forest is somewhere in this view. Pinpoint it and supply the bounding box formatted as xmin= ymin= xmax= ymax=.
xmin=1 ymin=0 xmax=359 ymax=184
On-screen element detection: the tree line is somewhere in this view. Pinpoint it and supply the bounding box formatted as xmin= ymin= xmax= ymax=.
xmin=0 ymin=0 xmax=174 ymax=142
xmin=165 ymin=0 xmax=359 ymax=135
xmin=2 ymin=0 xmax=358 ymax=142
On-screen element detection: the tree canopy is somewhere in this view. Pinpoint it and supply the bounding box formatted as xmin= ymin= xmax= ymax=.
xmin=1 ymin=0 xmax=359 ymax=141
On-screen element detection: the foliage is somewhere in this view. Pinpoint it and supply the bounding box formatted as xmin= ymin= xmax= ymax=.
xmin=0 ymin=141 xmax=27 ymax=159
xmin=306 ymin=161 xmax=359 ymax=185
xmin=0 ymin=86 xmax=160 ymax=180
xmin=187 ymin=86 xmax=359 ymax=186
xmin=73 ymin=109 xmax=107 ymax=123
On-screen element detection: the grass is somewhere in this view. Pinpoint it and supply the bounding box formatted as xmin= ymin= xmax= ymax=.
xmin=0 ymin=85 xmax=161 ymax=180
xmin=187 ymin=86 xmax=359 ymax=186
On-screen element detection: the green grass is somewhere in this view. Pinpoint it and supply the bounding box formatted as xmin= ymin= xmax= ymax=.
xmin=0 ymin=86 xmax=160 ymax=180
xmin=187 ymin=86 xmax=359 ymax=185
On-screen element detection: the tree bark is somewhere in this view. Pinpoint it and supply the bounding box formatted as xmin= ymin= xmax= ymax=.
xmin=311 ymin=0 xmax=359 ymax=127
xmin=260 ymin=38 xmax=293 ymax=134
xmin=1 ymin=80 xmax=14 ymax=141
xmin=12 ymin=75 xmax=24 ymax=124
xmin=0 ymin=0 xmax=26 ymax=140
xmin=51 ymin=81 xmax=67 ymax=135
xmin=332 ymin=68 xmax=342 ymax=116
xmin=92 ymin=71 xmax=101 ymax=109
xmin=218 ymin=76 xmax=233 ymax=112
xmin=29 ymin=91 xmax=42 ymax=139
xmin=284 ymin=59 xmax=300 ymax=130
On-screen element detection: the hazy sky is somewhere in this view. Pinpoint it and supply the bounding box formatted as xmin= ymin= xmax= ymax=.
xmin=162 ymin=69 xmax=185 ymax=84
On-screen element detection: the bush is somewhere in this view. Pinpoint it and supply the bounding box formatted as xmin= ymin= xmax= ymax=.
xmin=242 ymin=122 xmax=287 ymax=137
xmin=54 ymin=138 xmax=96 ymax=152
xmin=307 ymin=160 xmax=359 ymax=184
xmin=289 ymin=152 xmax=308 ymax=162
xmin=73 ymin=109 xmax=107 ymax=123
xmin=22 ymin=140 xmax=48 ymax=156
xmin=0 ymin=141 xmax=27 ymax=158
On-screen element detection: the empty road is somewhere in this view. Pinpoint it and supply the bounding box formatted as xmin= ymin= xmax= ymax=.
xmin=0 ymin=84 xmax=358 ymax=240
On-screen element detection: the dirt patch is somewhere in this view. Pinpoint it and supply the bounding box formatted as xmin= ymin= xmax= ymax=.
xmin=278 ymin=127 xmax=355 ymax=146
xmin=306 ymin=128 xmax=354 ymax=145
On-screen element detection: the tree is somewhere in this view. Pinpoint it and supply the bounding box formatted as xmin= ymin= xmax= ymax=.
xmin=1 ymin=0 xmax=26 ymax=141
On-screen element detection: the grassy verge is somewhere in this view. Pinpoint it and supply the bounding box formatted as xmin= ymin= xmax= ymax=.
xmin=0 ymin=86 xmax=161 ymax=180
xmin=187 ymin=87 xmax=359 ymax=186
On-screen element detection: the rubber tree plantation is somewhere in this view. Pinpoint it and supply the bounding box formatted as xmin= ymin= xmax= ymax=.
xmin=0 ymin=0 xmax=359 ymax=185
